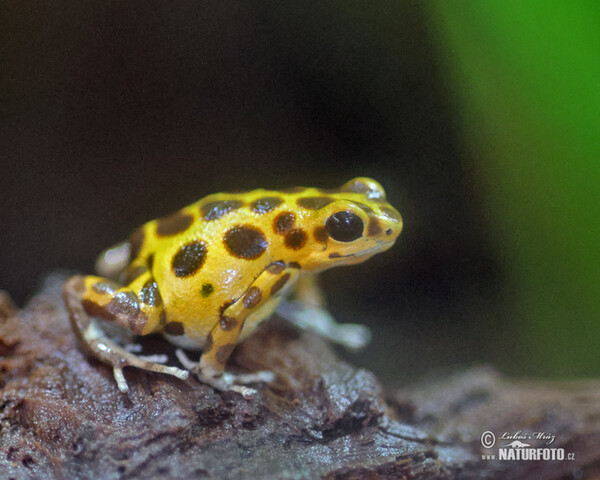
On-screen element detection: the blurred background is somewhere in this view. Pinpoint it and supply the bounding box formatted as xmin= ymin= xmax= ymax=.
xmin=2 ymin=1 xmax=598 ymax=385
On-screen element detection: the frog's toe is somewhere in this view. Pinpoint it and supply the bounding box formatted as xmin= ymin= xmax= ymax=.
xmin=137 ymin=353 xmax=168 ymax=364
xmin=113 ymin=367 xmax=130 ymax=393
xmin=223 ymin=370 xmax=275 ymax=385
xmin=335 ymin=323 xmax=372 ymax=351
xmin=192 ymin=369 xmax=273 ymax=398
xmin=228 ymin=385 xmax=257 ymax=399
xmin=113 ymin=361 xmax=189 ymax=393
xmin=175 ymin=348 xmax=198 ymax=370
xmin=157 ymin=365 xmax=190 ymax=380
xmin=124 ymin=343 xmax=143 ymax=353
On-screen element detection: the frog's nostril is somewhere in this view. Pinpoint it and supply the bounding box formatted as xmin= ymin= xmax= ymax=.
xmin=385 ymin=228 xmax=393 ymax=236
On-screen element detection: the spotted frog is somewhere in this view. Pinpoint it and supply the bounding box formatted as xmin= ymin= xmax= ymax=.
xmin=63 ymin=177 xmax=402 ymax=397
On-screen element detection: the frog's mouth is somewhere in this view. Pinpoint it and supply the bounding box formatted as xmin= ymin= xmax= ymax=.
xmin=328 ymin=251 xmax=354 ymax=259
xmin=327 ymin=239 xmax=395 ymax=261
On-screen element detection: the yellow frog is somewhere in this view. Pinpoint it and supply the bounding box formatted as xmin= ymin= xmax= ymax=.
xmin=63 ymin=177 xmax=402 ymax=397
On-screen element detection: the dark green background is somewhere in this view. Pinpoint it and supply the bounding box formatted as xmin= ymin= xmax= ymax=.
xmin=2 ymin=1 xmax=598 ymax=384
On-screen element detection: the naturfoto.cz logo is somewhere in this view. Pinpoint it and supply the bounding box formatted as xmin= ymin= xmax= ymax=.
xmin=480 ymin=430 xmax=575 ymax=461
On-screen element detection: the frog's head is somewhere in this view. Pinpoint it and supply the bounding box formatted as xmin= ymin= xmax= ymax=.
xmin=291 ymin=177 xmax=402 ymax=271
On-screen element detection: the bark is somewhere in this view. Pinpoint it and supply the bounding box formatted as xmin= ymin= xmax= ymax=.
xmin=0 ymin=274 xmax=598 ymax=479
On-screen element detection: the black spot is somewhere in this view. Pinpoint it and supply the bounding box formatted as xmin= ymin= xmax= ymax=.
xmin=386 ymin=228 xmax=393 ymax=236
xmin=288 ymin=261 xmax=301 ymax=269
xmin=201 ymin=282 xmax=214 ymax=297
xmin=129 ymin=228 xmax=145 ymax=260
xmin=267 ymin=261 xmax=286 ymax=274
xmin=325 ymin=211 xmax=364 ymax=242
xmin=165 ymin=321 xmax=185 ymax=335
xmin=281 ymin=186 xmax=306 ymax=193
xmin=243 ymin=287 xmax=262 ymax=309
xmin=223 ymin=225 xmax=268 ymax=260
xmin=220 ymin=316 xmax=237 ymax=331
xmin=367 ymin=217 xmax=383 ymax=237
xmin=204 ymin=333 xmax=213 ymax=353
xmin=139 ymin=279 xmax=162 ymax=307
xmin=316 ymin=187 xmax=336 ymax=194
xmin=156 ymin=211 xmax=194 ymax=237
xmin=284 ymin=229 xmax=307 ymax=250
xmin=273 ymin=212 xmax=295 ymax=235
xmin=271 ymin=273 xmax=291 ymax=295
xmin=201 ymin=200 xmax=244 ymax=221
xmin=219 ymin=299 xmax=234 ymax=317
xmin=104 ymin=291 xmax=148 ymax=334
xmin=147 ymin=254 xmax=155 ymax=270
xmin=251 ymin=197 xmax=283 ymax=214
xmin=81 ymin=299 xmax=105 ymax=319
xmin=329 ymin=252 xmax=342 ymax=258
xmin=92 ymin=280 xmax=120 ymax=296
xmin=297 ymin=196 xmax=335 ymax=210
xmin=313 ymin=226 xmax=328 ymax=244
xmin=171 ymin=241 xmax=208 ymax=277
xmin=106 ymin=291 xmax=140 ymax=318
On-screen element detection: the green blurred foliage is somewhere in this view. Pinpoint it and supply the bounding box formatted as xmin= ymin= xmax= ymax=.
xmin=427 ymin=1 xmax=600 ymax=377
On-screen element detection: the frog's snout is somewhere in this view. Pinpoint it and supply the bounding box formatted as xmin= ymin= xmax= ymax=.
xmin=377 ymin=207 xmax=402 ymax=243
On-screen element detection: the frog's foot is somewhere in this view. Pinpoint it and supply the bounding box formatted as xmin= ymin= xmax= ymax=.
xmin=175 ymin=349 xmax=273 ymax=399
xmin=276 ymin=300 xmax=371 ymax=351
xmin=85 ymin=322 xmax=189 ymax=393
xmin=196 ymin=371 xmax=275 ymax=399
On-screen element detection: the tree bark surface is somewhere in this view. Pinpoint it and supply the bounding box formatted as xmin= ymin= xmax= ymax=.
xmin=0 ymin=274 xmax=598 ymax=479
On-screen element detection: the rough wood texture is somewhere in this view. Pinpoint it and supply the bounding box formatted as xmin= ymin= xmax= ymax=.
xmin=0 ymin=274 xmax=599 ymax=479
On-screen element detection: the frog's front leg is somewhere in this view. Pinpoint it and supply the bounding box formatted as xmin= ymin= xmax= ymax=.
xmin=63 ymin=272 xmax=189 ymax=393
xmin=183 ymin=262 xmax=299 ymax=397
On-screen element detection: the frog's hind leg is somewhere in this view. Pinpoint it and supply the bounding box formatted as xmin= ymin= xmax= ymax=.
xmin=63 ymin=275 xmax=189 ymax=393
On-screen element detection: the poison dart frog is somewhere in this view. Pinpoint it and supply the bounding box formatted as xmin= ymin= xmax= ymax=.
xmin=63 ymin=177 xmax=402 ymax=397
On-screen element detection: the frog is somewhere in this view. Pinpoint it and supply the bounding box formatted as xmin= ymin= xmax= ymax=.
xmin=63 ymin=177 xmax=402 ymax=397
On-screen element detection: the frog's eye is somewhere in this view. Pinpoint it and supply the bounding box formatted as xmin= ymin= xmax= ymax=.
xmin=325 ymin=211 xmax=364 ymax=242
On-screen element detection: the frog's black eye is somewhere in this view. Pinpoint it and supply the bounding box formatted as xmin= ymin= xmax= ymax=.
xmin=325 ymin=211 xmax=364 ymax=242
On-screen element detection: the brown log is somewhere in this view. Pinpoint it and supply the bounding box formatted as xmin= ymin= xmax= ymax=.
xmin=0 ymin=274 xmax=598 ymax=479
